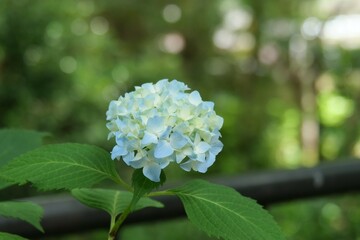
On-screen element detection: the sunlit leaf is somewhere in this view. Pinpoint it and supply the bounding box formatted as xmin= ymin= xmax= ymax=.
xmin=170 ymin=180 xmax=285 ymax=240
xmin=0 ymin=143 xmax=120 ymax=190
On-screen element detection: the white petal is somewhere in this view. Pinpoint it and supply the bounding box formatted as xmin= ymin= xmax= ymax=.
xmin=198 ymin=129 xmax=214 ymax=142
xmin=170 ymin=132 xmax=188 ymax=149
xmin=143 ymin=163 xmax=162 ymax=182
xmin=179 ymin=106 xmax=193 ymax=121
xmin=189 ymin=91 xmax=202 ymax=106
xmin=211 ymin=115 xmax=224 ymax=129
xmin=106 ymin=101 xmax=119 ymax=120
xmin=175 ymin=152 xmax=187 ymax=163
xmin=141 ymin=83 xmax=155 ymax=93
xmin=154 ymin=140 xmax=174 ymax=158
xmin=141 ymin=131 xmax=158 ymax=146
xmin=195 ymin=141 xmax=211 ymax=154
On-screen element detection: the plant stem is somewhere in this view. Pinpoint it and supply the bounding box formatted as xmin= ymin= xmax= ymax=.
xmin=147 ymin=190 xmax=175 ymax=197
xmin=108 ymin=199 xmax=136 ymax=239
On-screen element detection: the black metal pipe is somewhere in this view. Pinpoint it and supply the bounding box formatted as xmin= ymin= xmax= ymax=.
xmin=1 ymin=159 xmax=360 ymax=238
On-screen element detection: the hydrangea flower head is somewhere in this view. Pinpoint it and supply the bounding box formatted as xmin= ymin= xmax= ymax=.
xmin=106 ymin=79 xmax=223 ymax=182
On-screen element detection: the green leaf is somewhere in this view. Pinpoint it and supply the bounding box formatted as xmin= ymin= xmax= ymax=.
xmin=0 ymin=129 xmax=47 ymax=190
xmin=0 ymin=143 xmax=120 ymax=190
xmin=0 ymin=201 xmax=44 ymax=232
xmin=71 ymin=188 xmax=163 ymax=217
xmin=170 ymin=180 xmax=285 ymax=240
xmin=0 ymin=232 xmax=27 ymax=240
xmin=0 ymin=129 xmax=48 ymax=167
xmin=131 ymin=169 xmax=166 ymax=208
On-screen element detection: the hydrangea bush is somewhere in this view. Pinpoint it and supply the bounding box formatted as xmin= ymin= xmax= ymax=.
xmin=106 ymin=79 xmax=223 ymax=182
xmin=0 ymin=80 xmax=285 ymax=240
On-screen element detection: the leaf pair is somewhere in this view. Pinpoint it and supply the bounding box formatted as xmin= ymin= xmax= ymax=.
xmin=71 ymin=188 xmax=163 ymax=220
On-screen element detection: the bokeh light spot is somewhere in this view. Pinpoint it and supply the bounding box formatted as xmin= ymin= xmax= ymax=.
xmin=71 ymin=18 xmax=88 ymax=36
xmin=59 ymin=56 xmax=77 ymax=74
xmin=159 ymin=33 xmax=185 ymax=54
xmin=162 ymin=4 xmax=181 ymax=23
xmin=90 ymin=16 xmax=109 ymax=35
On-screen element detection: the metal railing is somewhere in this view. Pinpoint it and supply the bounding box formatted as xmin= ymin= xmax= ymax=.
xmin=1 ymin=159 xmax=360 ymax=238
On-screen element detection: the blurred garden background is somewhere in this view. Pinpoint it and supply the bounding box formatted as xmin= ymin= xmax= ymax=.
xmin=1 ymin=0 xmax=360 ymax=239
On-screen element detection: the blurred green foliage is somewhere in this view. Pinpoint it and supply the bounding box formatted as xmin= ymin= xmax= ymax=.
xmin=1 ymin=0 xmax=360 ymax=239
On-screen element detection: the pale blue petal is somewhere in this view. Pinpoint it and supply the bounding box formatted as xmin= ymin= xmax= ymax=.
xmin=207 ymin=152 xmax=216 ymax=166
xmin=123 ymin=152 xmax=134 ymax=165
xmin=156 ymin=157 xmax=171 ymax=168
xmin=180 ymin=161 xmax=193 ymax=172
xmin=170 ymin=132 xmax=188 ymax=149
xmin=196 ymin=153 xmax=206 ymax=162
xmin=115 ymin=136 xmax=126 ymax=146
xmin=189 ymin=91 xmax=202 ymax=106
xmin=141 ymin=131 xmax=158 ymax=146
xmin=147 ymin=116 xmax=165 ymax=133
xmin=159 ymin=127 xmax=171 ymax=139
xmin=210 ymin=140 xmax=223 ymax=155
xmin=195 ymin=141 xmax=211 ymax=154
xmin=173 ymin=122 xmax=189 ymax=133
xmin=197 ymin=153 xmax=215 ymax=173
xmin=202 ymin=101 xmax=214 ymax=109
xmin=129 ymin=158 xmax=146 ymax=169
xmin=115 ymin=118 xmax=126 ymax=130
xmin=154 ymin=140 xmax=174 ymax=158
xmin=111 ymin=145 xmax=128 ymax=160
xmin=155 ymin=79 xmax=169 ymax=91
xmin=196 ymin=162 xmax=209 ymax=173
xmin=143 ymin=163 xmax=162 ymax=182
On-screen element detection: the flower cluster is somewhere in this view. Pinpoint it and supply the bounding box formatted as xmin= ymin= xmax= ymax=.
xmin=106 ymin=79 xmax=223 ymax=182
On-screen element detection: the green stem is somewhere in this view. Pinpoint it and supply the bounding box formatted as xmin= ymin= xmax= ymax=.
xmin=108 ymin=201 xmax=133 ymax=240
xmin=107 ymin=190 xmax=174 ymax=239
xmin=108 ymin=215 xmax=117 ymax=240
xmin=147 ymin=190 xmax=175 ymax=197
